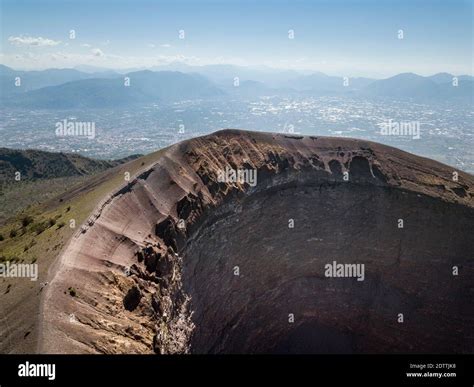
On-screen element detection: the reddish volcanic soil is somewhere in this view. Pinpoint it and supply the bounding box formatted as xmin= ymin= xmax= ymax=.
xmin=39 ymin=129 xmax=474 ymax=354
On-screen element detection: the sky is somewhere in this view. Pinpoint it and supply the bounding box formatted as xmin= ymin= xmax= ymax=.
xmin=0 ymin=0 xmax=472 ymax=77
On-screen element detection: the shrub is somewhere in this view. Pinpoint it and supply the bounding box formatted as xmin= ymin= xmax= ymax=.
xmin=48 ymin=218 xmax=56 ymax=227
xmin=68 ymin=287 xmax=76 ymax=297
xmin=21 ymin=215 xmax=34 ymax=228
xmin=9 ymin=229 xmax=17 ymax=238
xmin=0 ymin=234 xmax=4 ymax=241
xmin=32 ymin=222 xmax=47 ymax=235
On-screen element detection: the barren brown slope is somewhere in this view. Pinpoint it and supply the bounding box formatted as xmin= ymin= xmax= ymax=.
xmin=40 ymin=129 xmax=474 ymax=354
xmin=0 ymin=149 xmax=162 ymax=354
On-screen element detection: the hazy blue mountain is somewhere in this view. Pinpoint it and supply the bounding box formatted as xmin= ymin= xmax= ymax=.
xmin=73 ymin=64 xmax=119 ymax=76
xmin=363 ymin=72 xmax=473 ymax=101
xmin=439 ymin=80 xmax=474 ymax=101
xmin=287 ymin=72 xmax=374 ymax=93
xmin=127 ymin=70 xmax=223 ymax=99
xmin=0 ymin=65 xmax=120 ymax=96
xmin=5 ymin=70 xmax=224 ymax=108
xmin=0 ymin=64 xmax=14 ymax=74
xmin=428 ymin=72 xmax=456 ymax=84
xmin=428 ymin=73 xmax=473 ymax=84
xmin=2 ymin=63 xmax=471 ymax=106
xmin=166 ymin=64 xmax=374 ymax=95
xmin=363 ymin=73 xmax=440 ymax=99
xmin=151 ymin=62 xmax=304 ymax=88
xmin=0 ymin=65 xmax=90 ymax=94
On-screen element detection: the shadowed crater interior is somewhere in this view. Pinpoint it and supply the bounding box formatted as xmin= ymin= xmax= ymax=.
xmin=181 ymin=172 xmax=472 ymax=354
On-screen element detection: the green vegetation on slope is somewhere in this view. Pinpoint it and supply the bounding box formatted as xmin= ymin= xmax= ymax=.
xmin=0 ymin=148 xmax=140 ymax=223
xmin=0 ymin=149 xmax=155 ymax=263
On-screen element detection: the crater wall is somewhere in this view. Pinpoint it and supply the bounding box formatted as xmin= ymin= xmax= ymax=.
xmin=40 ymin=130 xmax=474 ymax=354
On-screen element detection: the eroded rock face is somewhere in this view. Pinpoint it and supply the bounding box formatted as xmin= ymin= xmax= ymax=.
xmin=40 ymin=130 xmax=474 ymax=354
xmin=123 ymin=285 xmax=141 ymax=311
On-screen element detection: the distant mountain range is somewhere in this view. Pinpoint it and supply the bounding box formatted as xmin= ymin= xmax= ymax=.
xmin=1 ymin=68 xmax=223 ymax=108
xmin=0 ymin=64 xmax=472 ymax=108
xmin=0 ymin=64 xmax=118 ymax=95
xmin=362 ymin=72 xmax=473 ymax=100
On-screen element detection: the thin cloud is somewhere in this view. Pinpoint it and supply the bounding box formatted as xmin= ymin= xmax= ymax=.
xmin=0 ymin=52 xmax=244 ymax=71
xmin=8 ymin=35 xmax=61 ymax=47
xmin=91 ymin=48 xmax=105 ymax=57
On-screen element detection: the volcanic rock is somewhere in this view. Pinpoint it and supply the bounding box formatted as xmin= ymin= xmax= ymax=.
xmin=40 ymin=129 xmax=474 ymax=354
xmin=123 ymin=285 xmax=142 ymax=311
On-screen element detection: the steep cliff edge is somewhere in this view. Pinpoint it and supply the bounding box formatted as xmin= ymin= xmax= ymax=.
xmin=39 ymin=129 xmax=474 ymax=354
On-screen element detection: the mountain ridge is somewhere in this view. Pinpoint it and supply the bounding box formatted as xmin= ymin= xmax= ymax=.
xmin=1 ymin=64 xmax=472 ymax=107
